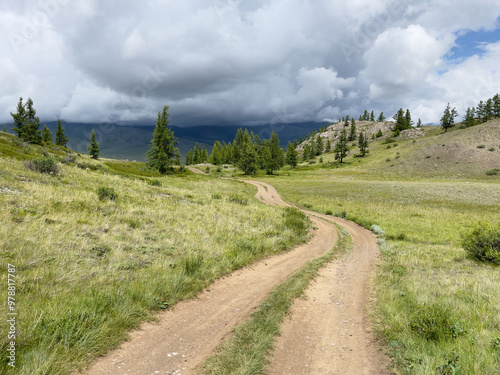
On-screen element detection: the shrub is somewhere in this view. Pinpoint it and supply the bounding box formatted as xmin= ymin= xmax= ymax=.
xmin=97 ymin=186 xmax=118 ymax=201
xmin=24 ymin=156 xmax=60 ymax=174
xmin=148 ymin=179 xmax=162 ymax=187
xmin=462 ymin=221 xmax=500 ymax=264
xmin=477 ymin=144 xmax=486 ymax=149
xmin=325 ymin=209 xmax=333 ymax=215
xmin=228 ymin=194 xmax=248 ymax=205
xmin=370 ymin=224 xmax=385 ymax=236
xmin=486 ymin=169 xmax=499 ymax=176
xmin=408 ymin=303 xmax=459 ymax=341
xmin=488 ymin=147 xmax=495 ymax=152
xmin=283 ymin=207 xmax=308 ymax=234
xmin=77 ymin=162 xmax=101 ymax=171
xmin=62 ymin=154 xmax=77 ymax=164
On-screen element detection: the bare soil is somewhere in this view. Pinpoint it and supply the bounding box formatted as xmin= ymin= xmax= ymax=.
xmin=82 ymin=180 xmax=392 ymax=375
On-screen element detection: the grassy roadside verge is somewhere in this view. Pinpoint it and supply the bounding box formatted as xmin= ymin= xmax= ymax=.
xmin=268 ymin=171 xmax=500 ymax=374
xmin=0 ymin=139 xmax=310 ymax=374
xmin=201 ymin=226 xmax=349 ymax=375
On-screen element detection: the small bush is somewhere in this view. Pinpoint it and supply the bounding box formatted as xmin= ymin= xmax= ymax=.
xmin=462 ymin=221 xmax=500 ymax=264
xmin=77 ymin=162 xmax=101 ymax=171
xmin=370 ymin=225 xmax=385 ymax=236
xmin=485 ymin=169 xmax=499 ymax=176
xmin=62 ymin=154 xmax=76 ymax=164
xmin=477 ymin=144 xmax=486 ymax=149
xmin=383 ymin=138 xmax=396 ymax=144
xmin=488 ymin=147 xmax=495 ymax=152
xmin=408 ymin=303 xmax=458 ymax=341
xmin=283 ymin=207 xmax=308 ymax=234
xmin=228 ymin=194 xmax=248 ymax=205
xmin=149 ymin=179 xmax=162 ymax=187
xmin=325 ymin=209 xmax=333 ymax=215
xmin=97 ymin=186 xmax=118 ymax=201
xmin=24 ymin=156 xmax=60 ymax=174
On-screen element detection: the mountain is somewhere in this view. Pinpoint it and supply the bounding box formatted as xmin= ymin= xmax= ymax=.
xmin=39 ymin=121 xmax=323 ymax=162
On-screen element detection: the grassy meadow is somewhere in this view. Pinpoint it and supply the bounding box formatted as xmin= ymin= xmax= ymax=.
xmin=0 ymin=132 xmax=310 ymax=374
xmin=257 ymin=121 xmax=500 ymax=374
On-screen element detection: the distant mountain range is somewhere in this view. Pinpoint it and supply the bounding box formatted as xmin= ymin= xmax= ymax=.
xmin=35 ymin=121 xmax=323 ymax=161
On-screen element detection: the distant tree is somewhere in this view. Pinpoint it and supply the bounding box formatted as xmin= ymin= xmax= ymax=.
xmin=315 ymin=134 xmax=324 ymax=155
xmin=88 ymin=129 xmax=100 ymax=160
xmin=146 ymin=106 xmax=179 ymax=173
xmin=325 ymin=139 xmax=332 ymax=153
xmin=376 ymin=129 xmax=383 ymax=138
xmin=484 ymin=98 xmax=493 ymax=121
xmin=362 ymin=110 xmax=369 ymax=121
xmin=377 ymin=112 xmax=385 ymax=122
xmin=416 ymin=118 xmax=422 ymax=128
xmin=358 ymin=131 xmax=369 ymax=157
xmin=41 ymin=125 xmax=52 ymax=144
xmin=209 ymin=141 xmax=223 ymax=165
xmin=359 ymin=115 xmax=363 ymax=121
xmin=405 ymin=109 xmax=413 ymax=128
xmin=348 ymin=118 xmax=357 ymax=141
xmin=185 ymin=150 xmax=193 ymax=165
xmin=334 ymin=128 xmax=348 ymax=163
xmin=11 ymin=97 xmax=26 ymax=139
xmin=201 ymin=146 xmax=209 ymax=163
xmin=344 ymin=115 xmax=350 ymax=127
xmin=55 ymin=119 xmax=68 ymax=147
xmin=23 ymin=98 xmax=42 ymax=144
xmin=493 ymin=94 xmax=500 ymax=118
xmin=476 ymin=100 xmax=485 ymax=122
xmin=370 ymin=110 xmax=375 ymax=122
xmin=266 ymin=131 xmax=284 ymax=174
xmin=392 ymin=108 xmax=409 ymax=135
xmin=285 ymin=142 xmax=298 ymax=169
xmin=440 ymin=103 xmax=458 ymax=133
xmin=463 ymin=107 xmax=476 ymax=128
xmin=237 ymin=131 xmax=259 ymax=175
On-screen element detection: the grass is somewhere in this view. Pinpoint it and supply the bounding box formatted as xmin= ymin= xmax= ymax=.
xmin=201 ymin=227 xmax=349 ymax=375
xmin=263 ymin=157 xmax=500 ymax=373
xmin=0 ymin=148 xmax=310 ymax=374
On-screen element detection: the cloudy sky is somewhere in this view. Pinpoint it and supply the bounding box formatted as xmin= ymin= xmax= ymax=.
xmin=1 ymin=0 xmax=500 ymax=127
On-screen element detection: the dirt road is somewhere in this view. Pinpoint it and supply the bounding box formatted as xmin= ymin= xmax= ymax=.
xmin=83 ymin=180 xmax=391 ymax=375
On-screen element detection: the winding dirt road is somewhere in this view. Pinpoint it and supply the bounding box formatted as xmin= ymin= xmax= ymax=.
xmin=83 ymin=180 xmax=391 ymax=375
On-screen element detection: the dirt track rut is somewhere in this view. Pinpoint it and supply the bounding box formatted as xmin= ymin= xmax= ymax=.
xmin=83 ymin=180 xmax=391 ymax=375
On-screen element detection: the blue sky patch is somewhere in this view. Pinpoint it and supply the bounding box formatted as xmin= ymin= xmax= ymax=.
xmin=450 ymin=23 xmax=500 ymax=60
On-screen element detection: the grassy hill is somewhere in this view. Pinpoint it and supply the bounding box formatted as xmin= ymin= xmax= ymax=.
xmin=0 ymin=132 xmax=309 ymax=374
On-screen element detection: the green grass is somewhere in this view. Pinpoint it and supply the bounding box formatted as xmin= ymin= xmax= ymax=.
xmin=0 ymin=151 xmax=310 ymax=374
xmin=201 ymin=227 xmax=349 ymax=375
xmin=264 ymin=168 xmax=500 ymax=373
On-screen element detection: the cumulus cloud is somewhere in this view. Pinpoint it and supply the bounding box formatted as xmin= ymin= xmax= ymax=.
xmin=0 ymin=0 xmax=500 ymax=126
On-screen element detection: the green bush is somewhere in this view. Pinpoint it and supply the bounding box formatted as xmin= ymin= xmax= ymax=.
xmin=462 ymin=221 xmax=500 ymax=264
xmin=485 ymin=169 xmax=499 ymax=176
xmin=148 ymin=179 xmax=162 ymax=187
xmin=24 ymin=156 xmax=60 ymax=174
xmin=97 ymin=186 xmax=118 ymax=201
xmin=283 ymin=207 xmax=308 ymax=234
xmin=408 ymin=303 xmax=459 ymax=341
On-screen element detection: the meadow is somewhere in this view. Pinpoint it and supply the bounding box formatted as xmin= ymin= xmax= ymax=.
xmin=0 ymin=132 xmax=309 ymax=374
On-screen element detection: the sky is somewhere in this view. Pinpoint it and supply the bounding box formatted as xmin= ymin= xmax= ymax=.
xmin=1 ymin=0 xmax=500 ymax=127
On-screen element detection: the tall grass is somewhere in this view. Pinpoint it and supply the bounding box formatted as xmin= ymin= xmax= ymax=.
xmin=0 ymin=154 xmax=309 ymax=374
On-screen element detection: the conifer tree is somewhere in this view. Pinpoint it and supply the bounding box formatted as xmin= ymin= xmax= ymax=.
xmin=285 ymin=142 xmax=298 ymax=169
xmin=416 ymin=118 xmax=422 ymax=127
xmin=348 ymin=118 xmax=356 ymax=141
xmin=23 ymin=98 xmax=42 ymax=144
xmin=464 ymin=107 xmax=476 ymax=128
xmin=11 ymin=97 xmax=26 ymax=139
xmin=358 ymin=131 xmax=369 ymax=157
xmin=209 ymin=141 xmax=222 ymax=165
xmin=315 ymin=134 xmax=323 ymax=155
xmin=440 ymin=103 xmax=458 ymax=133
xmin=88 ymin=129 xmax=100 ymax=159
xmin=325 ymin=139 xmax=332 ymax=153
xmin=237 ymin=130 xmax=259 ymax=175
xmin=185 ymin=150 xmax=193 ymax=165
xmin=55 ymin=119 xmax=68 ymax=147
xmin=493 ymin=94 xmax=500 ymax=118
xmin=262 ymin=131 xmax=284 ymax=174
xmin=146 ymin=106 xmax=179 ymax=174
xmin=370 ymin=111 xmax=375 ymax=122
xmin=334 ymin=128 xmax=348 ymax=163
xmin=377 ymin=112 xmax=385 ymax=122
xmin=42 ymin=125 xmax=52 ymax=144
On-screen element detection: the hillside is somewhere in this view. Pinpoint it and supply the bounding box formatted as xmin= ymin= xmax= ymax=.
xmin=299 ymin=119 xmax=500 ymax=178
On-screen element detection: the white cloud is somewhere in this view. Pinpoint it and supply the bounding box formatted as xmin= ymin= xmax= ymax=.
xmin=0 ymin=0 xmax=500 ymax=126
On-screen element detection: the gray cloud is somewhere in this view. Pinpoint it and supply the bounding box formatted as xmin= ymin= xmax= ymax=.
xmin=1 ymin=0 xmax=500 ymax=126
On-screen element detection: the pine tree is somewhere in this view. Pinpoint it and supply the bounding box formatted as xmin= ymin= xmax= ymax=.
xmin=146 ymin=106 xmax=179 ymax=174
xmin=348 ymin=118 xmax=356 ymax=141
xmin=22 ymin=98 xmax=42 ymax=144
xmin=185 ymin=150 xmax=193 ymax=165
xmin=334 ymin=128 xmax=348 ymax=163
xmin=285 ymin=142 xmax=298 ymax=169
xmin=237 ymin=131 xmax=259 ymax=175
xmin=42 ymin=125 xmax=52 ymax=144
xmin=392 ymin=108 xmax=408 ymax=135
xmin=325 ymin=139 xmax=332 ymax=153
xmin=363 ymin=110 xmax=369 ymax=121
xmin=440 ymin=103 xmax=458 ymax=133
xmin=358 ymin=131 xmax=369 ymax=157
xmin=55 ymin=119 xmax=68 ymax=147
xmin=476 ymin=100 xmax=485 ymax=122
xmin=370 ymin=111 xmax=375 ymax=122
xmin=315 ymin=134 xmax=324 ymax=155
xmin=88 ymin=129 xmax=100 ymax=160
xmin=484 ymin=99 xmax=493 ymax=121
xmin=209 ymin=141 xmax=223 ymax=165
xmin=11 ymin=97 xmax=26 ymax=139
xmin=493 ymin=94 xmax=500 ymax=118
xmin=376 ymin=129 xmax=383 ymax=138
xmin=463 ymin=107 xmax=476 ymax=128
xmin=405 ymin=109 xmax=413 ymax=128
xmin=263 ymin=131 xmax=284 ymax=174
xmin=416 ymin=118 xmax=422 ymax=128
xmin=377 ymin=112 xmax=385 ymax=122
